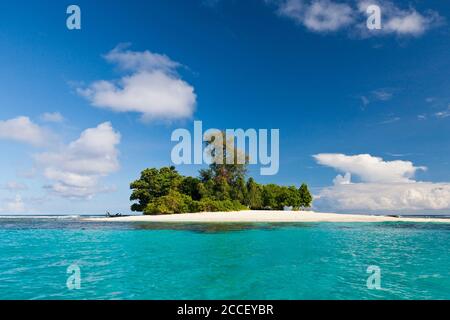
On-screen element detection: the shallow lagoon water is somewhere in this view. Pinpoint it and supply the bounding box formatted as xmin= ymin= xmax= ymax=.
xmin=0 ymin=218 xmax=449 ymax=299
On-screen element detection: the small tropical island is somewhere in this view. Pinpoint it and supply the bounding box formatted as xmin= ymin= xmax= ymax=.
xmin=129 ymin=134 xmax=312 ymax=215
xmin=130 ymin=166 xmax=312 ymax=215
xmin=83 ymin=137 xmax=450 ymax=224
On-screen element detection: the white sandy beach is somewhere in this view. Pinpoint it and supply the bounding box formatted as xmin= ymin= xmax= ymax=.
xmin=84 ymin=210 xmax=450 ymax=223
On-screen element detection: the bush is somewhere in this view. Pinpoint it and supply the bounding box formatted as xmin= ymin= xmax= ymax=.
xmin=143 ymin=191 xmax=193 ymax=215
xmin=193 ymin=198 xmax=247 ymax=212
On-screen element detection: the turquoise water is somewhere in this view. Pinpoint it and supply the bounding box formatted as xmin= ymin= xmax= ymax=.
xmin=0 ymin=219 xmax=449 ymax=299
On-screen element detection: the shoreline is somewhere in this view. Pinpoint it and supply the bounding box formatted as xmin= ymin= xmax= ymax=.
xmin=82 ymin=210 xmax=450 ymax=223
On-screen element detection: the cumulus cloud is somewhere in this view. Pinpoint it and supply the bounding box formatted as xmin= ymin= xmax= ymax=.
xmin=277 ymin=0 xmax=354 ymax=32
xmin=0 ymin=195 xmax=26 ymax=213
xmin=314 ymin=153 xmax=450 ymax=213
xmin=304 ymin=1 xmax=354 ymax=32
xmin=316 ymin=182 xmax=450 ymax=213
xmin=40 ymin=112 xmax=65 ymax=123
xmin=357 ymin=0 xmax=443 ymax=37
xmin=384 ymin=12 xmax=430 ymax=36
xmin=269 ymin=0 xmax=443 ymax=37
xmin=0 ymin=116 xmax=53 ymax=147
xmin=333 ymin=172 xmax=351 ymax=185
xmin=78 ymin=45 xmax=197 ymax=121
xmin=35 ymin=122 xmax=121 ymax=199
xmin=314 ymin=153 xmax=425 ymax=183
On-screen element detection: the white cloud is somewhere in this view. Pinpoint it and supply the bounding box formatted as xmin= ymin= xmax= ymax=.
xmin=78 ymin=45 xmax=197 ymax=121
xmin=276 ymin=0 xmax=354 ymax=32
xmin=435 ymin=105 xmax=450 ymax=119
xmin=371 ymin=89 xmax=393 ymax=101
xmin=0 ymin=195 xmax=25 ymax=213
xmin=384 ymin=10 xmax=440 ymax=36
xmin=2 ymin=181 xmax=28 ymax=191
xmin=303 ymin=0 xmax=354 ymax=32
xmin=40 ymin=112 xmax=64 ymax=123
xmin=359 ymin=88 xmax=394 ymax=107
xmin=358 ymin=1 xmax=443 ymax=37
xmin=276 ymin=0 xmax=303 ymax=20
xmin=415 ymin=103 xmax=450 ymax=120
xmin=35 ymin=122 xmax=121 ymax=199
xmin=379 ymin=116 xmax=400 ymax=125
xmin=104 ymin=44 xmax=180 ymax=73
xmin=384 ymin=12 xmax=428 ymax=36
xmin=360 ymin=95 xmax=370 ymax=107
xmin=314 ymin=153 xmax=425 ymax=183
xmin=314 ymin=153 xmax=450 ymax=213
xmin=0 ymin=116 xmax=53 ymax=147
xmin=333 ymin=172 xmax=351 ymax=185
xmin=417 ymin=114 xmax=427 ymax=121
xmin=270 ymin=0 xmax=443 ymax=37
xmin=316 ymin=182 xmax=450 ymax=213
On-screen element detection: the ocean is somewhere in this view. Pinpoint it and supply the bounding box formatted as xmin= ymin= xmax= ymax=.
xmin=0 ymin=217 xmax=449 ymax=299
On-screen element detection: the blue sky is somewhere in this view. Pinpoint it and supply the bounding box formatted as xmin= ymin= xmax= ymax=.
xmin=0 ymin=0 xmax=449 ymax=214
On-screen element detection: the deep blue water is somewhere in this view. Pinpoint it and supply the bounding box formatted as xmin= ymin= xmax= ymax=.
xmin=0 ymin=218 xmax=449 ymax=299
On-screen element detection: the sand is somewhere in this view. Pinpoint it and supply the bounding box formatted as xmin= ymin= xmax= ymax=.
xmin=83 ymin=210 xmax=450 ymax=223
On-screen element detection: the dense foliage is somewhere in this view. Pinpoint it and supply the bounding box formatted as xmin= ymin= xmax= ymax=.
xmin=130 ymin=165 xmax=313 ymax=215
xmin=130 ymin=135 xmax=313 ymax=215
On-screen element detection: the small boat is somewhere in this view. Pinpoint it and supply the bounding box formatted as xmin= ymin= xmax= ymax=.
xmin=106 ymin=211 xmax=123 ymax=218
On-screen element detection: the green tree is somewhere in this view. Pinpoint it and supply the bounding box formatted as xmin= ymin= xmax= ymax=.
xmin=203 ymin=131 xmax=248 ymax=185
xmin=262 ymin=184 xmax=280 ymax=209
xmin=199 ymin=168 xmax=214 ymax=183
xmin=231 ymin=176 xmax=248 ymax=205
xmin=246 ymin=177 xmax=263 ymax=209
xmin=298 ymin=183 xmax=313 ymax=209
xmin=280 ymin=186 xmax=301 ymax=209
xmin=179 ymin=176 xmax=202 ymax=201
xmin=214 ymin=176 xmax=231 ymax=200
xmin=130 ymin=166 xmax=183 ymax=212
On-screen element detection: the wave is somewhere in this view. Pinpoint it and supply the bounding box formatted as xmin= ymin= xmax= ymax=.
xmin=0 ymin=215 xmax=81 ymax=219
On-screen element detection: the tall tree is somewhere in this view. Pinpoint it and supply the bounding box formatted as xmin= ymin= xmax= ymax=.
xmin=231 ymin=176 xmax=248 ymax=204
xmin=246 ymin=177 xmax=263 ymax=209
xmin=262 ymin=184 xmax=280 ymax=209
xmin=214 ymin=176 xmax=231 ymax=200
xmin=298 ymin=183 xmax=313 ymax=209
xmin=204 ymin=131 xmax=248 ymax=185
